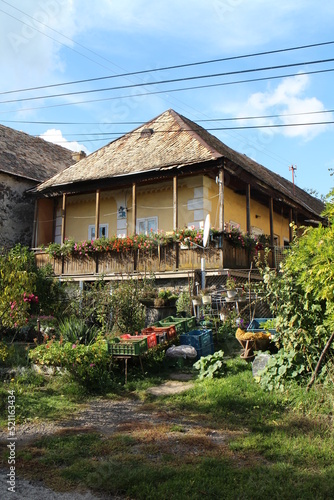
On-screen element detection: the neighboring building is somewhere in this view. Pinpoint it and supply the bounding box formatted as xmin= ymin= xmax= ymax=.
xmin=0 ymin=124 xmax=76 ymax=248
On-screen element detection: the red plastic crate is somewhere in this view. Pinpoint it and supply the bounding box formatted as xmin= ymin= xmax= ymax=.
xmin=142 ymin=325 xmax=177 ymax=340
xmin=135 ymin=333 xmax=157 ymax=349
xmin=120 ymin=333 xmax=157 ymax=349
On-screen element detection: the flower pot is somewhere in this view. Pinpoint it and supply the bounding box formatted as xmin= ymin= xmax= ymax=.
xmin=227 ymin=289 xmax=238 ymax=298
xmin=202 ymin=295 xmax=211 ymax=305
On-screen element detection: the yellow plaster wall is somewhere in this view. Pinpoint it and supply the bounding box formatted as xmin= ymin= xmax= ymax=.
xmin=61 ymin=175 xmax=291 ymax=244
xmin=65 ymin=192 xmax=118 ymax=240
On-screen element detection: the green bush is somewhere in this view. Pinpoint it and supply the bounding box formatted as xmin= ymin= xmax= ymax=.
xmin=193 ymin=350 xmax=226 ymax=380
xmin=58 ymin=316 xmax=98 ymax=345
xmin=257 ymin=191 xmax=334 ymax=387
xmin=110 ymin=278 xmax=145 ymax=334
xmin=29 ymin=337 xmax=112 ymax=391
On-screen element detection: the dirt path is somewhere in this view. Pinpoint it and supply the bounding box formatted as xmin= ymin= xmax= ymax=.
xmin=0 ymin=378 xmax=200 ymax=499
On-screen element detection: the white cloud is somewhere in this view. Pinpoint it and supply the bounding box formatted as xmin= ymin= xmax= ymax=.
xmin=224 ymin=74 xmax=331 ymax=140
xmin=39 ymin=129 xmax=90 ymax=154
xmin=0 ymin=0 xmax=77 ymax=91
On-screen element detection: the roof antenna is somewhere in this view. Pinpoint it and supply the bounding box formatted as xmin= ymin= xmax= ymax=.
xmin=289 ymin=165 xmax=297 ymax=195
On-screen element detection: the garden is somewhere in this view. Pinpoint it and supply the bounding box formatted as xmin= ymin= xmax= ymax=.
xmin=1 ymin=192 xmax=334 ymax=498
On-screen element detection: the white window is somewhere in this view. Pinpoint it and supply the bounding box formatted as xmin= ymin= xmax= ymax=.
xmin=88 ymin=224 xmax=108 ymax=240
xmin=251 ymin=226 xmax=263 ymax=237
xmin=136 ymin=216 xmax=158 ymax=234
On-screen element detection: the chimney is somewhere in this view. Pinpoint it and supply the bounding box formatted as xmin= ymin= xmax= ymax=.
xmin=72 ymin=150 xmax=86 ymax=162
xmin=140 ymin=128 xmax=154 ymax=138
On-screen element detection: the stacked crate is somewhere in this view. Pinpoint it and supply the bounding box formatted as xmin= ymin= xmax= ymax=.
xmin=179 ymin=329 xmax=214 ymax=360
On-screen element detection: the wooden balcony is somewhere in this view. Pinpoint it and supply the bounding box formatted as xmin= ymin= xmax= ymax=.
xmin=34 ymin=239 xmax=278 ymax=279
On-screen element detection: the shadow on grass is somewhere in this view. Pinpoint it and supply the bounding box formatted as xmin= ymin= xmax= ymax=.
xmin=19 ymin=429 xmax=334 ymax=500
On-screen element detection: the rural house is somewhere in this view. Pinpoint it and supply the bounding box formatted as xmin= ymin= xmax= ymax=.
xmin=32 ymin=109 xmax=325 ymax=280
xmin=0 ymin=124 xmax=76 ymax=248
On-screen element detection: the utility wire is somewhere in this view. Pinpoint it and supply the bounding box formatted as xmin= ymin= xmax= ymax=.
xmin=1 ymin=57 xmax=334 ymax=105
xmin=42 ymin=121 xmax=334 ymax=144
xmin=0 ymin=26 xmax=334 ymax=97
xmin=3 ymin=106 xmax=334 ymax=126
xmin=1 ymin=67 xmax=333 ymax=115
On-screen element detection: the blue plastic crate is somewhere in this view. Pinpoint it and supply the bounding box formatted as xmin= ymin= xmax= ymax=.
xmin=196 ymin=342 xmax=215 ymax=360
xmin=179 ymin=329 xmax=213 ymax=351
xmin=247 ymin=318 xmax=276 ymax=335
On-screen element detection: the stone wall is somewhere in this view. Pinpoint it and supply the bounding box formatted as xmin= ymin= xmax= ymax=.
xmin=0 ymin=172 xmax=36 ymax=249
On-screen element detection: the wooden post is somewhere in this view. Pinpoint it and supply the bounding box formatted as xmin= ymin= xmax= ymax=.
xmin=132 ymin=182 xmax=137 ymax=235
xmin=246 ymin=184 xmax=251 ymax=234
xmin=218 ymin=166 xmax=225 ymax=268
xmin=32 ymin=199 xmax=39 ymax=248
xmin=218 ymin=167 xmax=224 ymax=232
xmin=173 ymin=175 xmax=178 ymax=230
xmin=61 ymin=193 xmax=66 ymax=245
xmin=269 ymin=197 xmax=274 ymax=248
xmin=95 ymin=189 xmax=100 ymax=239
xmin=289 ymin=208 xmax=293 ymax=242
xmin=173 ymin=175 xmax=179 ymax=270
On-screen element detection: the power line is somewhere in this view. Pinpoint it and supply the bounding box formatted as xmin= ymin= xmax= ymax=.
xmin=41 ymin=121 xmax=334 ymax=144
xmin=3 ymin=107 xmax=334 ymax=127
xmin=1 ymin=57 xmax=334 ymax=105
xmin=1 ymin=33 xmax=334 ymax=96
xmin=2 ymin=66 xmax=333 ymax=115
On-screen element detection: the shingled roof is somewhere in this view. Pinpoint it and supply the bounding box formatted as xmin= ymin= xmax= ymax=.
xmin=0 ymin=123 xmax=75 ymax=182
xmin=36 ymin=109 xmax=324 ymax=218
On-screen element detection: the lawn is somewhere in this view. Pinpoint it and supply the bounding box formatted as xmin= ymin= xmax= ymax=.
xmin=1 ymin=356 xmax=333 ymax=499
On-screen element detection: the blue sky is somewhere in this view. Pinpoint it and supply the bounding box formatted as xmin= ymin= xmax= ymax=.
xmin=1 ymin=0 xmax=334 ymax=198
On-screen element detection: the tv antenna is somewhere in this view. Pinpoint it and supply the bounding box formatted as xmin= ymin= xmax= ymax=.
xmin=289 ymin=165 xmax=297 ymax=195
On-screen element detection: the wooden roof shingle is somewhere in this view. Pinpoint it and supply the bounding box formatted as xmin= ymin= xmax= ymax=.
xmin=35 ymin=109 xmax=324 ymax=218
xmin=0 ymin=124 xmax=75 ymax=182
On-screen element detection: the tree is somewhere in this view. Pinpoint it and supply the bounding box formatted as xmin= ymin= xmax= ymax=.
xmin=259 ymin=191 xmax=334 ymax=380
xmin=0 ymin=245 xmax=37 ymax=331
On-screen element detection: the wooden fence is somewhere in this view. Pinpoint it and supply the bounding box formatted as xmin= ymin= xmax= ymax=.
xmin=35 ymin=240 xmax=275 ymax=277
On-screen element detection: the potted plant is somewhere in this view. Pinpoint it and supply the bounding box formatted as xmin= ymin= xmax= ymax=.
xmin=154 ymin=289 xmax=178 ymax=307
xmin=226 ymin=276 xmax=238 ymax=298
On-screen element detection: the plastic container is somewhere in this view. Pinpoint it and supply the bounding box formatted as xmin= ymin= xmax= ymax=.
xmin=108 ymin=337 xmax=147 ymax=356
xmin=156 ymin=316 xmax=196 ymax=333
xmin=134 ymin=333 xmax=157 ymax=349
xmin=247 ymin=318 xmax=276 ymax=335
xmin=142 ymin=325 xmax=177 ymax=340
xmin=195 ymin=342 xmax=215 ymax=360
xmin=179 ymin=329 xmax=213 ymax=351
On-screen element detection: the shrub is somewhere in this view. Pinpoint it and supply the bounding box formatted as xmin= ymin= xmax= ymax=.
xmin=110 ymin=278 xmax=145 ymax=334
xmin=29 ymin=337 xmax=112 ymax=391
xmin=58 ymin=316 xmax=98 ymax=345
xmin=193 ymin=350 xmax=226 ymax=380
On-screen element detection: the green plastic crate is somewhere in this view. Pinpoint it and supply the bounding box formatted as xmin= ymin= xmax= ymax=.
xmin=155 ymin=316 xmax=196 ymax=333
xmin=108 ymin=337 xmax=147 ymax=356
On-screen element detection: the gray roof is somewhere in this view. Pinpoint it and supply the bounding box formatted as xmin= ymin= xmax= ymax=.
xmin=36 ymin=109 xmax=324 ymax=218
xmin=0 ymin=123 xmax=75 ymax=182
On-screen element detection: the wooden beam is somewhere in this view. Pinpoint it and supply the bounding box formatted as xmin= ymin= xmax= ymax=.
xmin=269 ymin=197 xmax=274 ymax=247
xmin=289 ymin=208 xmax=293 ymax=242
xmin=95 ymin=189 xmax=100 ymax=239
xmin=61 ymin=193 xmax=66 ymax=245
xmin=218 ymin=167 xmax=224 ymax=231
xmin=246 ymin=184 xmax=251 ymax=234
xmin=32 ymin=199 xmax=38 ymax=248
xmin=173 ymin=175 xmax=178 ymax=230
xmin=132 ymin=182 xmax=137 ymax=235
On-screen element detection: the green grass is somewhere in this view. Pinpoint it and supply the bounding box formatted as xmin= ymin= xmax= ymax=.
xmin=0 ymin=371 xmax=89 ymax=426
xmin=1 ymin=357 xmax=334 ymax=499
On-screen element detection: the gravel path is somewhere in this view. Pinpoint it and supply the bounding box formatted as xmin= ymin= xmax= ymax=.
xmin=0 ymin=378 xmax=196 ymax=499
